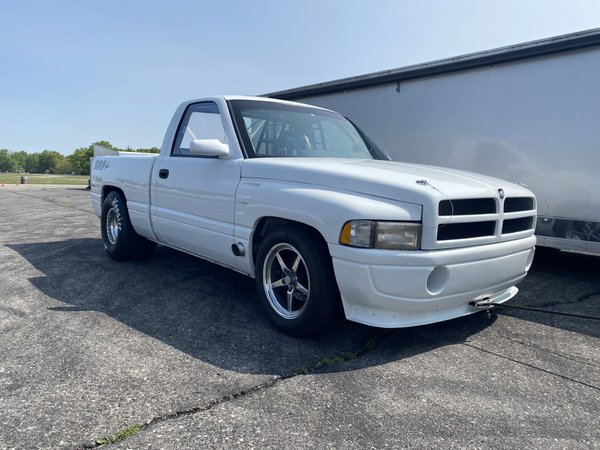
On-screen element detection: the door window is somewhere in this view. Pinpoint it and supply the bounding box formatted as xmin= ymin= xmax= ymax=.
xmin=172 ymin=102 xmax=227 ymax=156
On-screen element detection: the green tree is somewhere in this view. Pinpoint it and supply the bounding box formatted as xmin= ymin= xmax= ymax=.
xmin=1 ymin=140 xmax=159 ymax=175
xmin=94 ymin=140 xmax=115 ymax=151
xmin=69 ymin=145 xmax=94 ymax=175
xmin=37 ymin=150 xmax=64 ymax=174
xmin=0 ymin=149 xmax=16 ymax=172
xmin=11 ymin=151 xmax=30 ymax=172
xmin=55 ymin=157 xmax=73 ymax=174
xmin=24 ymin=153 xmax=40 ymax=173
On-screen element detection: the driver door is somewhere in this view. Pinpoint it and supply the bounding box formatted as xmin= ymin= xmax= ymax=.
xmin=151 ymin=101 xmax=241 ymax=266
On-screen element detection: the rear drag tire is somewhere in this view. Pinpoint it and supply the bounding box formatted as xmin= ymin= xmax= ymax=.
xmin=101 ymin=191 xmax=156 ymax=261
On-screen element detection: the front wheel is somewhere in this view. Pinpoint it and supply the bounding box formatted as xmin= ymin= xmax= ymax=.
xmin=101 ymin=191 xmax=156 ymax=261
xmin=255 ymin=226 xmax=338 ymax=336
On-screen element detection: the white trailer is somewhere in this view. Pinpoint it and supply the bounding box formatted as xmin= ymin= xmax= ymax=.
xmin=268 ymin=29 xmax=600 ymax=255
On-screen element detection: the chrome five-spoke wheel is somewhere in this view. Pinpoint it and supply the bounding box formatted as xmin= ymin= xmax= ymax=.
xmin=263 ymin=243 xmax=310 ymax=319
xmin=255 ymin=226 xmax=338 ymax=336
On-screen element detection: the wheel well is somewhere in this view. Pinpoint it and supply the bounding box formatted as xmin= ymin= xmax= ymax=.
xmin=102 ymin=185 xmax=126 ymax=204
xmin=251 ymin=217 xmax=329 ymax=267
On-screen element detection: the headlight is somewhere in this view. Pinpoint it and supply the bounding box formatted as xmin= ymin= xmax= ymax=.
xmin=339 ymin=220 xmax=421 ymax=250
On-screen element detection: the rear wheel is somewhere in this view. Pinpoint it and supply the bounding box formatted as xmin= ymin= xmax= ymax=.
xmin=101 ymin=191 xmax=156 ymax=261
xmin=255 ymin=226 xmax=338 ymax=336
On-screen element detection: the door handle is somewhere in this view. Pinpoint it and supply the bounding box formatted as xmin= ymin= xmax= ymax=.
xmin=158 ymin=169 xmax=169 ymax=179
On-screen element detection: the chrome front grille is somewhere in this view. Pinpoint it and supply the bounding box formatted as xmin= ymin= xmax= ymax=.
xmin=435 ymin=196 xmax=536 ymax=247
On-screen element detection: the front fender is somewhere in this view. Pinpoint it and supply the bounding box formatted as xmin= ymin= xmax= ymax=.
xmin=234 ymin=179 xmax=422 ymax=245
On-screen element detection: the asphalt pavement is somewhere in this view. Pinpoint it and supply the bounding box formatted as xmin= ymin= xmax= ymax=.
xmin=0 ymin=185 xmax=598 ymax=449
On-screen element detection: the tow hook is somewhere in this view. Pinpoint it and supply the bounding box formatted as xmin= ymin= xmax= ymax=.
xmin=469 ymin=298 xmax=495 ymax=318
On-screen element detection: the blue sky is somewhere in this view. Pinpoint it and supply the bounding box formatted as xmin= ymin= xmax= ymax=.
xmin=1 ymin=0 xmax=599 ymax=155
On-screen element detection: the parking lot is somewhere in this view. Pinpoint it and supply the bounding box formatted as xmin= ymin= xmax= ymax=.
xmin=0 ymin=185 xmax=598 ymax=449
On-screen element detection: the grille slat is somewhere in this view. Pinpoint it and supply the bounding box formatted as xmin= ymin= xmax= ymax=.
xmin=502 ymin=217 xmax=534 ymax=234
xmin=438 ymin=198 xmax=496 ymax=216
xmin=436 ymin=196 xmax=535 ymax=243
xmin=437 ymin=221 xmax=496 ymax=241
xmin=505 ymin=197 xmax=534 ymax=213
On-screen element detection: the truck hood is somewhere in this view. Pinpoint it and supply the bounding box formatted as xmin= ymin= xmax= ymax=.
xmin=240 ymin=158 xmax=533 ymax=206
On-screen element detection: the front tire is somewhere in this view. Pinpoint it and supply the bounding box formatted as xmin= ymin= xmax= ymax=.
xmin=255 ymin=226 xmax=338 ymax=336
xmin=101 ymin=191 xmax=156 ymax=261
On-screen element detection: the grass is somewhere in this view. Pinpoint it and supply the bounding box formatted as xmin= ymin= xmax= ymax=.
xmin=90 ymin=337 xmax=380 ymax=446
xmin=0 ymin=173 xmax=89 ymax=185
xmin=320 ymin=337 xmax=378 ymax=367
xmin=95 ymin=424 xmax=143 ymax=446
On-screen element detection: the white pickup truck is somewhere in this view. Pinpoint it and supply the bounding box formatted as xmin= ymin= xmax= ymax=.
xmin=91 ymin=96 xmax=537 ymax=336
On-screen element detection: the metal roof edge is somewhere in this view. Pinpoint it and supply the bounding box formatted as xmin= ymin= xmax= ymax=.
xmin=266 ymin=27 xmax=600 ymax=100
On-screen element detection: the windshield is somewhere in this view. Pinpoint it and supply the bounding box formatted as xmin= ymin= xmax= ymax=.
xmin=229 ymin=99 xmax=387 ymax=160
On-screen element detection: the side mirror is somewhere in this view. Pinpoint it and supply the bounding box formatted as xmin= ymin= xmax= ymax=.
xmin=189 ymin=139 xmax=230 ymax=158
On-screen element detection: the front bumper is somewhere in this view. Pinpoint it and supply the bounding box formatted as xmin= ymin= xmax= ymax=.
xmin=328 ymin=235 xmax=536 ymax=328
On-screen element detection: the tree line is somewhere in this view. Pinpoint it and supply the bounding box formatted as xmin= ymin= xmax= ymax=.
xmin=0 ymin=141 xmax=159 ymax=175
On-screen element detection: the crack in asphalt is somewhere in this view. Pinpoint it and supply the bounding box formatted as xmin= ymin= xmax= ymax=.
xmin=461 ymin=342 xmax=600 ymax=392
xmin=3 ymin=187 xmax=385 ymax=448
xmin=74 ymin=333 xmax=384 ymax=449
xmin=412 ymin=322 xmax=600 ymax=393
xmin=575 ymin=291 xmax=600 ymax=302
xmin=72 ymin=316 xmax=600 ymax=448
xmin=516 ymin=290 xmax=600 ymax=310
xmin=493 ymin=332 xmax=600 ymax=369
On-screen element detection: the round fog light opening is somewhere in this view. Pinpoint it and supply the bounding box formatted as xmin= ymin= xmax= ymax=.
xmin=427 ymin=266 xmax=449 ymax=295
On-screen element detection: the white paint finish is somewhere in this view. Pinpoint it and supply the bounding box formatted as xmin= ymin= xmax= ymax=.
xmin=328 ymin=234 xmax=536 ymax=267
xmin=368 ymin=248 xmax=531 ymax=299
xmin=90 ymin=154 xmax=158 ymax=241
xmin=240 ymin=157 xmax=534 ymax=250
xmin=330 ymin=236 xmax=533 ymax=327
xmin=90 ymin=191 xmax=102 ymax=217
xmin=339 ymin=285 xmax=519 ymax=329
xmin=150 ymin=155 xmax=241 ymax=264
xmin=234 ymin=177 xmax=423 ymax=245
xmin=149 ymin=98 xmax=245 ymax=265
xmin=126 ymin=200 xmax=155 ymax=240
xmin=91 ymin=96 xmax=537 ymax=328
xmin=241 ymin=157 xmax=509 ymax=202
xmin=294 ymin=46 xmax=600 ymax=231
